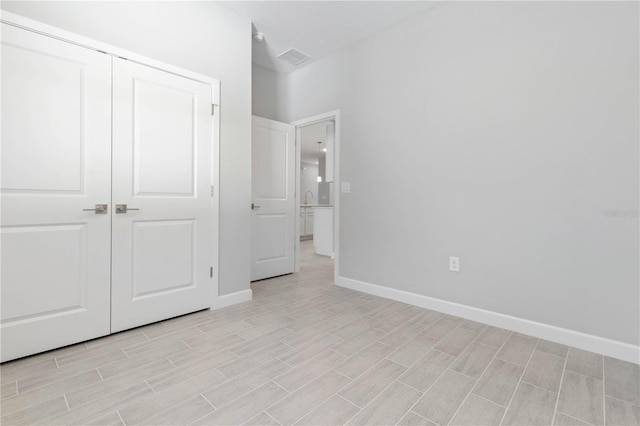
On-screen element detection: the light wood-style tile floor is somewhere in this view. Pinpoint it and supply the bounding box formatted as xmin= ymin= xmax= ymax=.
xmin=1 ymin=240 xmax=639 ymax=425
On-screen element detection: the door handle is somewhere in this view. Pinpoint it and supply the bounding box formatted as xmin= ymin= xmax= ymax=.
xmin=116 ymin=204 xmax=140 ymax=214
xmin=251 ymin=203 xmax=261 ymax=210
xmin=82 ymin=204 xmax=108 ymax=214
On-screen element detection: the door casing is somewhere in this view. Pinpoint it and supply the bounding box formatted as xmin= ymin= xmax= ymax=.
xmin=291 ymin=110 xmax=341 ymax=281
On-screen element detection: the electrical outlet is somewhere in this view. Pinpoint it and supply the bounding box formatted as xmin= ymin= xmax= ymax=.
xmin=449 ymin=256 xmax=460 ymax=272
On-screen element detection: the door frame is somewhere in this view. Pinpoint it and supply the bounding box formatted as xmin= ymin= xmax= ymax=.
xmin=291 ymin=110 xmax=341 ymax=281
xmin=1 ymin=11 xmax=221 ymax=310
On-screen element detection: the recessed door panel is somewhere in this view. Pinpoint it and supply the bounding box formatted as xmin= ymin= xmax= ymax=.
xmin=132 ymin=220 xmax=195 ymax=298
xmin=111 ymin=58 xmax=213 ymax=332
xmin=256 ymin=214 xmax=287 ymax=262
xmin=1 ymin=224 xmax=88 ymax=321
xmin=254 ymin=126 xmax=289 ymax=200
xmin=0 ymin=24 xmax=112 ymax=362
xmin=251 ymin=116 xmax=295 ymax=281
xmin=134 ymin=80 xmax=195 ymax=196
xmin=1 ymin=43 xmax=84 ymax=193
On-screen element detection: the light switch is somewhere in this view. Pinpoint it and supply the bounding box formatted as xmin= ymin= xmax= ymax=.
xmin=341 ymin=182 xmax=351 ymax=193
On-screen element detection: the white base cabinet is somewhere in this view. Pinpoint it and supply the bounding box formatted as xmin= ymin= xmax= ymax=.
xmin=300 ymin=206 xmax=314 ymax=238
xmin=313 ymin=207 xmax=333 ymax=256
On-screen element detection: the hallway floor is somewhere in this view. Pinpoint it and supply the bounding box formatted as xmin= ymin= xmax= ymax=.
xmin=1 ymin=240 xmax=639 ymax=425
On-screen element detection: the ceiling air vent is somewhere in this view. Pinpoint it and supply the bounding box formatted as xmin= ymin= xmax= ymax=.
xmin=277 ymin=48 xmax=311 ymax=66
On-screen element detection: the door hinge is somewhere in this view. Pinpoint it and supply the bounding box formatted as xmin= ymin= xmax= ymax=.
xmin=210 ymin=267 xmax=213 ymax=278
xmin=211 ymin=104 xmax=215 ymax=116
xmin=211 ymin=185 xmax=215 ymax=197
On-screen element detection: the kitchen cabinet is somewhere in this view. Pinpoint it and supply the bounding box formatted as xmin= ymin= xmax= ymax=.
xmin=300 ymin=206 xmax=314 ymax=238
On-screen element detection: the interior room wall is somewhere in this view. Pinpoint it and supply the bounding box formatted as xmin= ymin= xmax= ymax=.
xmin=1 ymin=1 xmax=253 ymax=297
xmin=282 ymin=1 xmax=640 ymax=346
xmin=252 ymin=63 xmax=288 ymax=122
xmin=317 ymin=157 xmax=330 ymax=205
xmin=300 ymin=163 xmax=319 ymax=204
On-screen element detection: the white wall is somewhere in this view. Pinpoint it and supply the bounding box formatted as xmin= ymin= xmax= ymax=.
xmin=300 ymin=163 xmax=319 ymax=204
xmin=252 ymin=63 xmax=287 ymax=122
xmin=284 ymin=2 xmax=640 ymax=346
xmin=1 ymin=1 xmax=253 ymax=296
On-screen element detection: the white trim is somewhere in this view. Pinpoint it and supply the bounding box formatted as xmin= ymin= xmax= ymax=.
xmin=210 ymin=84 xmax=221 ymax=310
xmin=292 ymin=110 xmax=341 ymax=282
xmin=211 ymin=289 xmax=253 ymax=310
xmin=336 ymin=275 xmax=640 ymax=364
xmin=294 ymin=126 xmax=302 ymax=273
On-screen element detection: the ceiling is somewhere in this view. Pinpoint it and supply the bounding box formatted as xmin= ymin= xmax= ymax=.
xmin=218 ymin=1 xmax=443 ymax=73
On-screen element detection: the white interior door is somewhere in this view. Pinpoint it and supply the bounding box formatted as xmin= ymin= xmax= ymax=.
xmin=111 ymin=58 xmax=213 ymax=332
xmin=251 ymin=116 xmax=296 ymax=281
xmin=0 ymin=24 xmax=112 ymax=362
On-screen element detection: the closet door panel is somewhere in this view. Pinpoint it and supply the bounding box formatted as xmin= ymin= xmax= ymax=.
xmin=111 ymin=58 xmax=213 ymax=332
xmin=0 ymin=24 xmax=112 ymax=362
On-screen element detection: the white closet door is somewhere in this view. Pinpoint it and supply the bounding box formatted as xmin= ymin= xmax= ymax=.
xmin=0 ymin=24 xmax=112 ymax=362
xmin=111 ymin=58 xmax=213 ymax=332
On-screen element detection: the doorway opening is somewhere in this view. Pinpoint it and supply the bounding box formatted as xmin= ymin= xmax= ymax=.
xmin=293 ymin=110 xmax=340 ymax=285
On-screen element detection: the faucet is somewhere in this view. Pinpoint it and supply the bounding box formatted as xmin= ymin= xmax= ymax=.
xmin=304 ymin=191 xmax=314 ymax=205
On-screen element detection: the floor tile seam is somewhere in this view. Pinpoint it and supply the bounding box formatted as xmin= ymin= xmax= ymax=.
xmin=446 ymin=367 xmax=480 ymax=382
xmin=403 ymin=355 xmax=462 ymax=423
xmin=446 ymin=377 xmax=478 ymax=425
xmin=116 ymin=410 xmax=126 ymax=426
xmin=40 ymin=379 xmax=156 ymax=426
xmin=275 ymin=354 xmax=298 ymax=368
xmin=519 ymin=378 xmax=560 ymax=395
xmin=603 ymin=393 xmax=640 ymax=408
xmin=466 ymin=329 xmax=513 ymax=415
xmin=470 ymin=391 xmax=510 ymax=409
xmin=340 ymin=378 xmax=401 ymax=425
xmin=396 ymin=410 xmax=431 ymax=426
xmin=261 ymin=379 xmax=314 ymax=425
xmin=272 ymin=363 xmax=334 ymax=394
xmin=199 ymin=392 xmax=216 ymax=410
xmin=266 ymin=371 xmax=355 ymax=425
xmin=564 ymin=368 xmax=606 ymax=382
xmin=282 ymin=330 xmax=343 ymax=349
xmin=375 ymin=330 xmax=422 ymax=351
xmin=10 ymin=364 xmax=106 ymax=403
xmin=214 ymin=366 xmax=232 ymax=381
xmin=435 ymin=324 xmax=482 ymax=361
xmin=144 ymin=380 xmax=155 ymax=394
xmin=533 ymin=347 xmax=567 ymax=361
xmin=421 ymin=329 xmax=486 ymax=426
xmin=468 ymin=340 xmax=500 ymax=352
xmin=498 ymin=336 xmax=542 ymax=425
xmin=333 ymin=357 xmax=408 ymax=408
xmin=53 ymin=346 xmax=130 ymax=371
xmin=229 ymin=335 xmax=293 ymax=358
xmin=260 ymin=410 xmax=284 ymax=426
xmin=189 ymin=378 xmax=292 ymax=425
xmin=425 ymin=324 xmax=490 ymax=384
xmin=165 ymin=357 xmax=178 ymax=369
xmin=565 ymin=363 xmax=605 ymax=380
xmin=384 ymin=322 xmax=462 ymax=373
xmin=555 ymin=408 xmax=598 ymax=426
xmin=332 ymin=341 xmax=394 ymax=378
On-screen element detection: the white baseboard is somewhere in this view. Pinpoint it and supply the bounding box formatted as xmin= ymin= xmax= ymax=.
xmin=211 ymin=289 xmax=253 ymax=310
xmin=336 ymin=276 xmax=640 ymax=364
